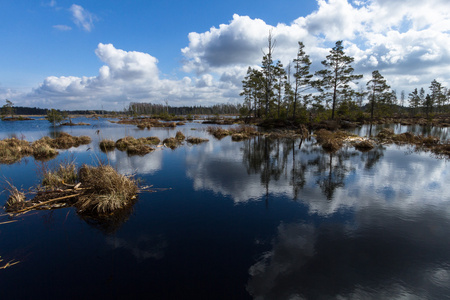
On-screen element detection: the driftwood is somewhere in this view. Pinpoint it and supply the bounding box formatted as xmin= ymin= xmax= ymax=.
xmin=0 ymin=257 xmax=20 ymax=269
xmin=12 ymin=193 xmax=80 ymax=214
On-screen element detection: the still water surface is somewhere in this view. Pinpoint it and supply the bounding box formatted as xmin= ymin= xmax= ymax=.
xmin=0 ymin=118 xmax=449 ymax=299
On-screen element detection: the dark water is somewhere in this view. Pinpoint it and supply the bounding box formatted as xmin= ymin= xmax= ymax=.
xmin=1 ymin=118 xmax=449 ymax=299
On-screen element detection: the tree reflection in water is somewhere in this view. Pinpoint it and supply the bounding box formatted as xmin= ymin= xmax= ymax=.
xmin=242 ymin=136 xmax=379 ymax=201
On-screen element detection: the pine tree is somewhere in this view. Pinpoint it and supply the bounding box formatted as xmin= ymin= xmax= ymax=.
xmin=240 ymin=67 xmax=264 ymax=118
xmin=273 ymin=61 xmax=286 ymax=119
xmin=408 ymin=88 xmax=421 ymax=115
xmin=261 ymin=31 xmax=276 ymax=118
xmin=366 ymin=70 xmax=390 ymax=121
xmin=314 ymin=41 xmax=362 ymax=120
xmin=292 ymin=42 xmax=313 ymax=119
xmin=429 ymin=79 xmax=445 ymax=113
xmin=1 ymin=99 xmax=14 ymax=120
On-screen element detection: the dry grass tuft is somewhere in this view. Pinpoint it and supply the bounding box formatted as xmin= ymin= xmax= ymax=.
xmin=99 ymin=139 xmax=116 ymax=152
xmin=76 ymin=164 xmax=138 ymax=213
xmin=113 ymin=136 xmax=160 ymax=154
xmin=376 ymin=128 xmax=395 ymax=140
xmin=141 ymin=136 xmax=160 ymax=145
xmin=115 ymin=136 xmax=139 ymax=151
xmin=163 ymin=137 xmax=179 ymax=149
xmin=5 ymin=183 xmax=26 ymax=210
xmin=31 ymin=140 xmax=59 ymax=160
xmin=314 ymin=129 xmax=351 ymax=152
xmin=42 ymin=161 xmax=77 ymax=189
xmin=231 ymin=133 xmax=249 ymax=141
xmin=186 ymin=137 xmax=209 ymax=144
xmin=126 ymin=144 xmax=154 ymax=155
xmin=0 ymin=138 xmax=33 ymax=164
xmin=229 ymin=125 xmax=258 ymax=135
xmin=0 ymin=134 xmax=89 ymax=164
xmin=354 ymin=140 xmax=375 ymax=151
xmin=175 ymin=131 xmax=186 ymax=141
xmin=4 ymin=164 xmax=141 ymax=217
xmin=78 ymin=136 xmax=92 ymax=145
xmin=207 ymin=126 xmax=231 ymax=139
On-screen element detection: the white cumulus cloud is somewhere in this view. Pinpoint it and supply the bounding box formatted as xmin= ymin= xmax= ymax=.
xmin=9 ymin=0 xmax=450 ymax=109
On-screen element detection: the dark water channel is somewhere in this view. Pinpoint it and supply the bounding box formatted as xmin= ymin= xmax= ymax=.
xmin=0 ymin=118 xmax=449 ymax=299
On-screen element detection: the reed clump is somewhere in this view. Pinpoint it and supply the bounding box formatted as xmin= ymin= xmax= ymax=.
xmin=115 ymin=136 xmax=139 ymax=151
xmin=31 ymin=140 xmax=59 ymax=160
xmin=207 ymin=126 xmax=231 ymax=139
xmin=230 ymin=125 xmax=259 ymax=141
xmin=114 ymin=136 xmax=160 ymax=154
xmin=207 ymin=125 xmax=259 ymax=140
xmin=126 ymin=144 xmax=154 ymax=155
xmin=76 ymin=164 xmax=138 ymax=213
xmin=163 ymin=137 xmax=179 ymax=149
xmin=314 ymin=129 xmax=350 ymax=152
xmin=42 ymin=161 xmax=77 ymax=188
xmin=175 ymin=131 xmax=186 ymax=141
xmin=118 ymin=118 xmax=179 ymax=129
xmin=140 ymin=136 xmax=160 ymax=145
xmin=0 ymin=138 xmax=33 ymax=164
xmin=99 ymin=139 xmax=116 ymax=152
xmin=4 ymin=163 xmax=140 ymax=216
xmin=376 ymin=128 xmax=395 ymax=141
xmin=5 ymin=184 xmax=26 ymax=211
xmin=51 ymin=132 xmax=91 ymax=149
xmin=354 ymin=140 xmax=375 ymax=151
xmin=186 ymin=137 xmax=209 ymax=144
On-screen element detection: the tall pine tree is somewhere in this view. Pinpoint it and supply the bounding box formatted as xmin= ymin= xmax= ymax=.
xmin=292 ymin=42 xmax=313 ymax=119
xmin=314 ymin=41 xmax=362 ymax=120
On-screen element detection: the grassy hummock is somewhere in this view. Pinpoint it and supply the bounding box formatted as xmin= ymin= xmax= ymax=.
xmin=113 ymin=136 xmax=158 ymax=155
xmin=186 ymin=137 xmax=209 ymax=144
xmin=0 ymin=138 xmax=33 ymax=164
xmin=4 ymin=163 xmax=139 ymax=216
xmin=314 ymin=129 xmax=350 ymax=152
xmin=0 ymin=133 xmax=91 ymax=164
xmin=207 ymin=125 xmax=259 ymax=140
xmin=162 ymin=137 xmax=179 ymax=149
xmin=175 ymin=131 xmax=186 ymax=141
xmin=75 ymin=164 xmax=139 ymax=213
xmin=99 ymin=139 xmax=116 ymax=152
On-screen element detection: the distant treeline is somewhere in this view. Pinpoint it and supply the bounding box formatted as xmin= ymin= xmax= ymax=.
xmin=12 ymin=106 xmax=110 ymax=116
xmin=10 ymin=103 xmax=241 ymax=116
xmin=128 ymin=102 xmax=240 ymax=115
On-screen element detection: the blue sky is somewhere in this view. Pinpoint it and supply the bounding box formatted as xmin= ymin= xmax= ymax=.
xmin=1 ymin=0 xmax=450 ymax=110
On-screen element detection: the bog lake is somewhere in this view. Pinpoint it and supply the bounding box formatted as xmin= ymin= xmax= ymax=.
xmin=0 ymin=117 xmax=449 ymax=299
